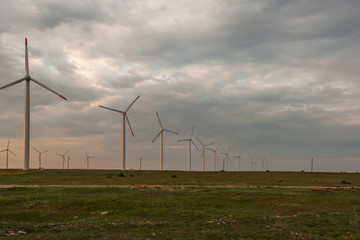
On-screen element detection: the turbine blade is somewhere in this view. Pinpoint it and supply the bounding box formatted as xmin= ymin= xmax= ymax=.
xmin=190 ymin=126 xmax=195 ymax=138
xmin=25 ymin=38 xmax=29 ymax=75
xmin=152 ymin=130 xmax=162 ymax=143
xmin=85 ymin=151 xmax=88 ymax=157
xmin=164 ymin=129 xmax=178 ymax=135
xmin=215 ymin=144 xmax=221 ymax=151
xmin=0 ymin=150 xmax=6 ymax=153
xmin=156 ymin=112 xmax=163 ymax=129
xmin=9 ymin=150 xmax=16 ymax=156
xmin=196 ymin=137 xmax=204 ymax=146
xmin=42 ymin=150 xmax=49 ymax=153
xmin=99 ymin=105 xmax=124 ymax=114
xmin=125 ymin=95 xmax=140 ymax=113
xmin=64 ymin=150 xmax=69 ymax=155
xmin=205 ymin=143 xmax=215 ymax=147
xmin=33 ymin=147 xmax=40 ymax=153
xmin=30 ymin=78 xmax=67 ymax=100
xmin=0 ymin=77 xmax=26 ymax=91
xmin=178 ymin=139 xmax=190 ymax=142
xmin=191 ymin=140 xmax=199 ymax=151
xmin=126 ymin=115 xmax=135 ymax=137
xmin=7 ymin=140 xmax=10 ymax=149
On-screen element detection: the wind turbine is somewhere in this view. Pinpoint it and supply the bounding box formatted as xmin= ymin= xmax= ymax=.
xmin=99 ymin=95 xmax=140 ymax=170
xmin=259 ymin=156 xmax=266 ymax=171
xmin=0 ymin=141 xmax=16 ymax=169
xmin=207 ymin=144 xmax=220 ymax=171
xmin=196 ymin=137 xmax=214 ymax=172
xmin=84 ymin=151 xmax=95 ymax=169
xmin=248 ymin=153 xmax=256 ymax=171
xmin=0 ymin=38 xmax=67 ymax=170
xmin=178 ymin=126 xmax=199 ymax=171
xmin=56 ymin=150 xmax=68 ymax=169
xmin=33 ymin=148 xmax=48 ymax=170
xmin=311 ymin=158 xmax=314 ymax=172
xmin=220 ymin=147 xmax=231 ymax=171
xmin=152 ymin=112 xmax=178 ymax=170
xmin=233 ymin=150 xmax=243 ymax=171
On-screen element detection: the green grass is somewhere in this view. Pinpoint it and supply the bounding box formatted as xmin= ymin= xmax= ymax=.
xmin=0 ymin=170 xmax=359 ymax=239
xmin=1 ymin=169 xmax=359 ymax=187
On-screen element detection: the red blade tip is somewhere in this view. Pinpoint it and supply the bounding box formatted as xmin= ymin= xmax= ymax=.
xmin=99 ymin=105 xmax=104 ymax=108
xmin=60 ymin=95 xmax=67 ymax=100
xmin=25 ymin=38 xmax=27 ymax=45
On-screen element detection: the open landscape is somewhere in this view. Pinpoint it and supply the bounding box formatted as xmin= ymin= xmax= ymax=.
xmin=0 ymin=170 xmax=359 ymax=239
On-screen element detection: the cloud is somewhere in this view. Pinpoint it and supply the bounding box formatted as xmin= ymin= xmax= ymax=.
xmin=0 ymin=0 xmax=359 ymax=172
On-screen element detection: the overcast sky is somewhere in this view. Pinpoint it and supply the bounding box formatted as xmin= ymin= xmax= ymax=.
xmin=0 ymin=0 xmax=359 ymax=172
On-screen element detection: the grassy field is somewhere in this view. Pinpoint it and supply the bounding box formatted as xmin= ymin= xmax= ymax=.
xmin=0 ymin=170 xmax=359 ymax=239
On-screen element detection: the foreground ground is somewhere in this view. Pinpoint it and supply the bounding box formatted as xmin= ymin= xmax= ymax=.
xmin=0 ymin=170 xmax=359 ymax=239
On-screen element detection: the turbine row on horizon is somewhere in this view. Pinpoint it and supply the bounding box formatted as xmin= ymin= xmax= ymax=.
xmin=0 ymin=38 xmax=264 ymax=172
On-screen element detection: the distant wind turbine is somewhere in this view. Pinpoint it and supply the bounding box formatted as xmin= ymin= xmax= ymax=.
xmin=259 ymin=156 xmax=266 ymax=171
xmin=233 ymin=150 xmax=243 ymax=171
xmin=152 ymin=112 xmax=178 ymax=170
xmin=33 ymin=148 xmax=48 ymax=170
xmin=0 ymin=141 xmax=16 ymax=169
xmin=0 ymin=38 xmax=67 ymax=170
xmin=99 ymin=95 xmax=140 ymax=170
xmin=196 ymin=137 xmax=214 ymax=172
xmin=311 ymin=158 xmax=314 ymax=172
xmin=248 ymin=154 xmax=257 ymax=171
xmin=56 ymin=150 xmax=68 ymax=169
xmin=207 ymin=144 xmax=220 ymax=171
xmin=220 ymin=147 xmax=231 ymax=171
xmin=178 ymin=126 xmax=199 ymax=171
xmin=84 ymin=151 xmax=95 ymax=169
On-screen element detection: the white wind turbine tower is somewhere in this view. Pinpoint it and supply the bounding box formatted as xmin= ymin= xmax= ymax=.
xmin=178 ymin=126 xmax=199 ymax=171
xmin=0 ymin=141 xmax=16 ymax=169
xmin=84 ymin=151 xmax=95 ymax=170
xmin=152 ymin=112 xmax=178 ymax=170
xmin=196 ymin=137 xmax=214 ymax=172
xmin=0 ymin=38 xmax=67 ymax=170
xmin=56 ymin=150 xmax=68 ymax=169
xmin=233 ymin=150 xmax=243 ymax=172
xmin=207 ymin=144 xmax=220 ymax=171
xmin=99 ymin=95 xmax=140 ymax=170
xmin=33 ymin=148 xmax=48 ymax=170
xmin=220 ymin=147 xmax=231 ymax=171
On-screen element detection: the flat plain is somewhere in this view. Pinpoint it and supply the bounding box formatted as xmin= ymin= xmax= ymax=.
xmin=0 ymin=170 xmax=359 ymax=239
